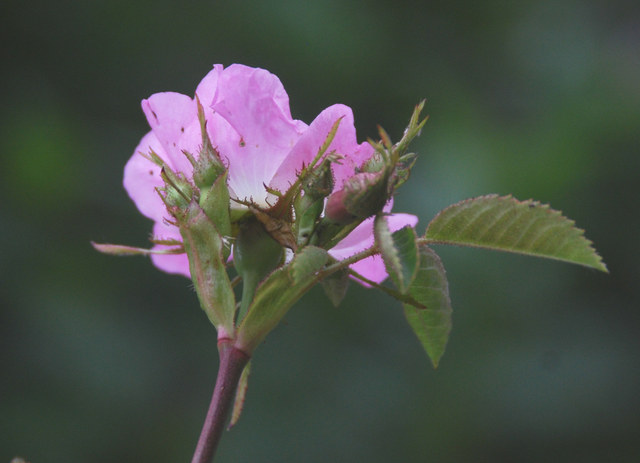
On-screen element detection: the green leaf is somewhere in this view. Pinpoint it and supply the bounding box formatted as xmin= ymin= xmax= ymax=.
xmin=425 ymin=194 xmax=607 ymax=272
xmin=403 ymin=245 xmax=453 ymax=368
xmin=289 ymin=246 xmax=329 ymax=284
xmin=374 ymin=216 xmax=419 ymax=294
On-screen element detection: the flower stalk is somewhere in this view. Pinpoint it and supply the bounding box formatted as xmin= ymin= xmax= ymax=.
xmin=191 ymin=339 xmax=251 ymax=463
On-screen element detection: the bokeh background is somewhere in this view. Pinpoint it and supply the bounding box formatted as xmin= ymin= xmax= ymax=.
xmin=2 ymin=1 xmax=639 ymax=462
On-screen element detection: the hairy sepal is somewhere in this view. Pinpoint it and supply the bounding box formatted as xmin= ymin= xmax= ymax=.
xmin=229 ymin=361 xmax=251 ymax=428
xmin=374 ymin=216 xmax=419 ymax=294
xmin=289 ymin=246 xmax=329 ymax=284
xmin=178 ymin=201 xmax=236 ymax=335
xmin=322 ymin=268 xmax=350 ymax=307
xmin=199 ymin=171 xmax=232 ymax=241
xmin=235 ymin=245 xmax=330 ymax=353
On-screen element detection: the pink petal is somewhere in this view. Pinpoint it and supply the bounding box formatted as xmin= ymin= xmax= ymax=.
xmin=269 ymin=104 xmax=371 ymax=193
xmin=349 ymin=254 xmax=388 ymax=286
xmin=123 ymin=131 xmax=167 ymax=222
xmin=149 ymin=221 xmax=190 ymax=277
xmin=195 ymin=66 xmax=239 ymax=161
xmin=194 ymin=64 xmax=223 ymax=106
xmin=331 ymin=141 xmax=375 ymax=190
xmin=210 ymin=64 xmax=307 ymax=204
xmin=141 ymin=92 xmax=199 ymax=175
xmin=124 ymin=64 xmax=413 ymax=284
xmin=329 ymin=212 xmax=419 ymax=285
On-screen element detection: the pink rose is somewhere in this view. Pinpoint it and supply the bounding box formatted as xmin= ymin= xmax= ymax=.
xmin=124 ymin=64 xmax=416 ymax=283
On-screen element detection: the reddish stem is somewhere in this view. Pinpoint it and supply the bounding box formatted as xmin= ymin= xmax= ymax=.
xmin=191 ymin=340 xmax=250 ymax=463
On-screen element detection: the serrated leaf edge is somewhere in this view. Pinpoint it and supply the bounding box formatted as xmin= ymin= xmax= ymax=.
xmin=424 ymin=194 xmax=608 ymax=272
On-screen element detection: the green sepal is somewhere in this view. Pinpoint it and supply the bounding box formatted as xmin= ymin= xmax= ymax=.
xmin=198 ymin=170 xmax=232 ymax=258
xmin=177 ymin=201 xmax=236 ymax=336
xmin=359 ymin=150 xmax=386 ymax=174
xmin=374 ymin=216 xmax=419 ymax=294
xmin=392 ymin=99 xmax=428 ymax=158
xmin=143 ymin=149 xmax=197 ymax=214
xmin=341 ymin=171 xmax=389 ymax=219
xmin=229 ymin=361 xmax=251 ymax=429
xmin=234 ymin=245 xmax=332 ymax=352
xmin=91 ymin=242 xmax=184 ymax=256
xmin=235 ymin=266 xmax=313 ymax=353
xmin=393 ymin=152 xmax=418 ymax=189
xmin=294 ymin=159 xmax=334 ymax=246
xmin=295 ymin=197 xmax=324 ymax=246
xmin=191 ymin=98 xmax=226 ymax=189
xmin=314 ymin=217 xmax=363 ymax=251
xmin=159 ymin=167 xmax=195 ymax=212
xmin=424 ymin=194 xmax=608 ymax=272
xmin=403 ymin=244 xmax=452 ymax=368
xmin=301 ymin=158 xmax=334 ymax=199
xmin=289 ymin=246 xmax=329 ymax=284
xmin=321 ymin=268 xmax=350 ymax=307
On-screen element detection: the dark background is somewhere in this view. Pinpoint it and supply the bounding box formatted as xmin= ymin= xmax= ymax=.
xmin=2 ymin=1 xmax=639 ymax=462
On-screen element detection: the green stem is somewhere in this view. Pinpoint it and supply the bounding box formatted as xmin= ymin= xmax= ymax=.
xmin=191 ymin=340 xmax=251 ymax=463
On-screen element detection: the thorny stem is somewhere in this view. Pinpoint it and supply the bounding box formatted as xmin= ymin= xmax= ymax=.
xmin=191 ymin=339 xmax=251 ymax=463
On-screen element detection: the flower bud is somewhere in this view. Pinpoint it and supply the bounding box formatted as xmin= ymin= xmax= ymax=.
xmin=295 ymin=197 xmax=324 ymax=246
xmin=198 ymin=170 xmax=232 ymax=247
xmin=359 ymin=150 xmax=386 ymax=174
xmin=303 ymin=160 xmax=334 ymax=199
xmin=191 ymin=145 xmax=226 ymax=191
xmin=178 ymin=200 xmax=235 ymax=334
xmin=324 ymin=189 xmax=358 ymax=224
xmin=294 ymin=160 xmax=334 ymax=245
xmin=159 ymin=167 xmax=196 ymax=216
xmin=191 ymin=98 xmax=226 ymax=190
xmin=325 ymin=171 xmax=389 ymax=223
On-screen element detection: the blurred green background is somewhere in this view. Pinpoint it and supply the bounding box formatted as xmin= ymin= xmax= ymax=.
xmin=2 ymin=1 xmax=639 ymax=462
